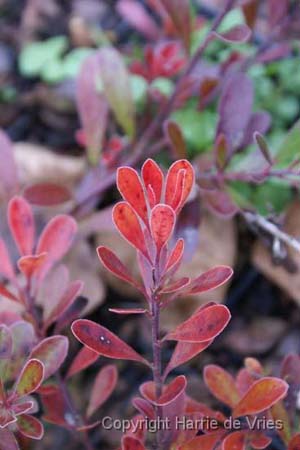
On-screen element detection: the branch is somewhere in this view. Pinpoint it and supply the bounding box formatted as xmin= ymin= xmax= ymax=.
xmin=242 ymin=211 xmax=300 ymax=254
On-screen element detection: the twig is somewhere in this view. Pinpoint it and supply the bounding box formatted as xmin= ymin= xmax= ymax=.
xmin=242 ymin=211 xmax=300 ymax=254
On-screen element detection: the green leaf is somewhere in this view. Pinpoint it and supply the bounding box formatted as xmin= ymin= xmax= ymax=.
xmin=97 ymin=47 xmax=135 ymax=138
xmin=130 ymin=74 xmax=148 ymax=109
xmin=19 ymin=36 xmax=68 ymax=78
xmin=172 ymin=108 xmax=217 ymax=155
xmin=62 ymin=48 xmax=94 ymax=79
xmin=275 ymin=119 xmax=300 ymax=167
xmin=151 ymin=77 xmax=174 ymax=97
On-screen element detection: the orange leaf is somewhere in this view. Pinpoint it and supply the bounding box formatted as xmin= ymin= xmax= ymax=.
xmin=204 ymin=365 xmax=241 ymax=408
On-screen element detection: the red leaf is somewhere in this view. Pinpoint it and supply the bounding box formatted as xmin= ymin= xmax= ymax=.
xmin=117 ymin=167 xmax=148 ymax=224
xmin=0 ymin=130 xmax=18 ymax=201
xmin=0 ymin=428 xmax=20 ymax=450
xmin=41 ymin=384 xmax=72 ymax=428
xmin=164 ymin=304 xmax=231 ymax=342
xmin=14 ymin=359 xmax=44 ymax=397
xmin=122 ymin=436 xmax=146 ymax=450
xmin=140 ymin=375 xmax=186 ymax=406
xmin=97 ymin=246 xmax=141 ymax=290
xmin=11 ymin=401 xmax=34 ymax=416
xmin=185 ymin=266 xmax=233 ymax=295
xmin=204 ymin=365 xmax=241 ymax=408
xmin=72 ymin=319 xmax=149 ymax=365
xmin=150 ymin=204 xmax=175 ymax=252
xmin=141 ymin=159 xmax=163 ymax=206
xmin=66 ymin=346 xmax=98 ymax=378
xmin=0 ymin=284 xmax=19 ymax=303
xmin=0 ymin=324 xmax=12 ymax=358
xmin=18 ymin=253 xmax=47 ymax=279
xmin=179 ymin=432 xmax=224 ymax=450
xmin=232 ymin=377 xmax=289 ymax=418
xmin=160 ymin=0 xmax=192 ymax=51
xmin=162 ymin=277 xmax=190 ymax=293
xmin=288 ymin=434 xmax=300 ymax=450
xmin=214 ymin=25 xmax=251 ymax=43
xmin=8 ymin=196 xmax=35 ymax=256
xmin=36 ymin=215 xmax=77 ymax=263
xmin=165 ymin=238 xmax=184 ymax=272
xmin=76 ymin=53 xmax=109 ymax=164
xmin=250 ymin=432 xmax=272 ymax=449
xmin=164 ymin=339 xmax=213 ymax=378
xmin=113 ymin=202 xmax=149 ymax=259
xmin=132 ymin=398 xmax=155 ymax=419
xmin=45 ymin=280 xmax=83 ymax=326
xmin=222 ymin=431 xmax=246 ymax=450
xmin=87 ymin=365 xmax=117 ymax=417
xmin=0 ymin=239 xmax=15 ymax=280
xmin=24 ymin=183 xmax=72 ymax=206
xmin=17 ymin=414 xmax=44 ymax=440
xmin=117 ymin=0 xmax=159 ymax=39
xmin=30 ymin=336 xmax=68 ymax=380
xmin=165 ymin=160 xmax=194 ymax=212
xmin=268 ymin=0 xmax=288 ymax=26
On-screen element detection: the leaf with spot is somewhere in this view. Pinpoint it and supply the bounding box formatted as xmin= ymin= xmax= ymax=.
xmin=232 ymin=377 xmax=288 ymax=418
xmin=204 ymin=365 xmax=241 ymax=408
xmin=14 ymin=359 xmax=44 ymax=397
xmin=66 ymin=346 xmax=98 ymax=378
xmin=30 ymin=336 xmax=68 ymax=380
xmin=150 ymin=204 xmax=175 ymax=253
xmin=164 ymin=304 xmax=231 ymax=342
xmin=72 ymin=319 xmax=149 ymax=365
xmin=141 ymin=159 xmax=163 ymax=207
xmin=87 ymin=365 xmax=117 ymax=417
xmin=8 ymin=196 xmax=35 ymax=256
xmin=17 ymin=415 xmax=44 ymax=440
xmin=117 ymin=167 xmax=148 ymax=224
xmin=113 ymin=202 xmax=149 ymax=259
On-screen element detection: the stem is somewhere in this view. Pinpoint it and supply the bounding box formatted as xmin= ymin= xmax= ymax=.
xmin=242 ymin=211 xmax=300 ymax=254
xmin=57 ymin=374 xmax=94 ymax=450
xmin=151 ymin=294 xmax=163 ymax=450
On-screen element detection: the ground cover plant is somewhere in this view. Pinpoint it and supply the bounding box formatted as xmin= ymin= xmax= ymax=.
xmin=1 ymin=0 xmax=300 ymax=449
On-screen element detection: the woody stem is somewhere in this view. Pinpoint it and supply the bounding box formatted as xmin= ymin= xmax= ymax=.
xmin=151 ymin=295 xmax=164 ymax=450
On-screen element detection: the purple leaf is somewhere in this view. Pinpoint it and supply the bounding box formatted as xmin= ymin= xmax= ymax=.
xmin=0 ymin=130 xmax=18 ymax=201
xmin=217 ymin=73 xmax=253 ymax=150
